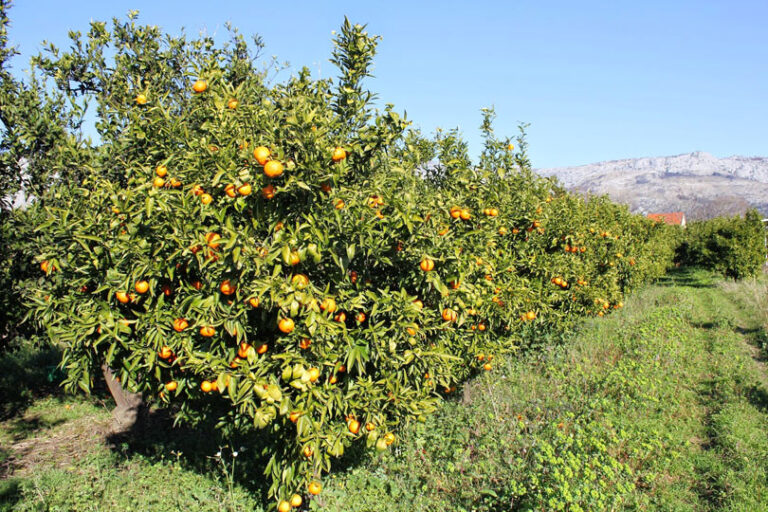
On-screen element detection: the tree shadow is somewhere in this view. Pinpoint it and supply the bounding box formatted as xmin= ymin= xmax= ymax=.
xmin=0 ymin=344 xmax=65 ymax=421
xmin=746 ymin=384 xmax=768 ymax=414
xmin=655 ymin=267 xmax=716 ymax=288
xmin=104 ymin=405 xmax=273 ymax=499
xmin=5 ymin=415 xmax=67 ymax=442
xmin=0 ymin=477 xmax=23 ymax=511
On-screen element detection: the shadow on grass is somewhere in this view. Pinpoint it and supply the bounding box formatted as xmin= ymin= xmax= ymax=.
xmin=102 ymin=399 xmax=383 ymax=502
xmin=656 ymin=267 xmax=716 ymax=289
xmin=0 ymin=477 xmax=23 ymax=512
xmin=0 ymin=343 xmax=65 ymax=421
xmin=746 ymin=384 xmax=768 ymax=414
xmin=104 ymin=403 xmax=378 ymax=499
xmin=5 ymin=415 xmax=67 ymax=442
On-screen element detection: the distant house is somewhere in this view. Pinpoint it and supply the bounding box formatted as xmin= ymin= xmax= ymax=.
xmin=647 ymin=212 xmax=686 ymax=227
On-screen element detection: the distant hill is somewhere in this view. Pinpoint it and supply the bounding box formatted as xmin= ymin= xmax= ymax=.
xmin=536 ymin=152 xmax=768 ymax=220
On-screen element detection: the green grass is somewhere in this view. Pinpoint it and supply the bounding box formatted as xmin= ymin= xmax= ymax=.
xmin=2 ymin=268 xmax=767 ymax=511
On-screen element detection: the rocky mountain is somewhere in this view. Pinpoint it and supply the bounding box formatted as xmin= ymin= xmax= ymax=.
xmin=536 ymin=152 xmax=768 ymax=220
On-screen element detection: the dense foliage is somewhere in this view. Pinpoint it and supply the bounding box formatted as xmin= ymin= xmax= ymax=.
xmin=3 ymin=7 xmax=684 ymax=507
xmin=676 ymin=209 xmax=765 ymax=279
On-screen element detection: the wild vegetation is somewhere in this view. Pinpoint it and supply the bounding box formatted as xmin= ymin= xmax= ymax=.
xmin=1 ymin=2 xmax=766 ymax=510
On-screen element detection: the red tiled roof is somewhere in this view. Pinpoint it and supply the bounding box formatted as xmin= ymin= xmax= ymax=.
xmin=647 ymin=212 xmax=685 ymax=225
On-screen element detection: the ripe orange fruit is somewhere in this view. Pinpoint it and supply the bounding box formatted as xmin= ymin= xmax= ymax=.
xmin=289 ymin=251 xmax=301 ymax=266
xmin=356 ymin=312 xmax=366 ymax=323
xmin=331 ymin=146 xmax=347 ymax=162
xmin=191 ymin=280 xmax=203 ymax=290
xmin=236 ymin=183 xmax=252 ymax=196
xmin=290 ymin=494 xmax=302 ymax=508
xmin=334 ymin=198 xmax=345 ymax=209
xmin=334 ymin=312 xmax=347 ymax=323
xmin=199 ymin=325 xmax=215 ymax=337
xmin=261 ymin=184 xmax=275 ymax=199
xmin=308 ymin=481 xmax=322 ymax=495
xmin=308 ymin=367 xmax=320 ymax=382
xmin=249 ymin=297 xmax=260 ymax=308
xmin=40 ymin=260 xmax=53 ymax=273
xmin=478 ymin=323 xmax=486 ymax=331
xmin=169 ymin=177 xmax=181 ymax=188
xmin=165 ymin=381 xmax=178 ymax=391
xmin=135 ymin=280 xmax=149 ymax=294
xmin=155 ymin=165 xmax=167 ymax=177
xmin=321 ymin=183 xmax=332 ymax=193
xmin=201 ymin=380 xmax=213 ymax=392
xmin=460 ymin=208 xmax=471 ymax=220
xmin=483 ymin=363 xmax=492 ymax=371
xmin=116 ymin=291 xmax=130 ymax=304
xmin=299 ymin=338 xmax=311 ymax=349
xmin=192 ymin=79 xmax=207 ymax=93
xmin=442 ymin=308 xmax=457 ymax=322
xmin=407 ymin=327 xmax=417 ymax=336
xmin=135 ymin=94 xmax=147 ymax=105
xmin=191 ymin=184 xmax=203 ymax=196
xmin=256 ymin=343 xmax=268 ymax=355
xmin=438 ymin=227 xmax=450 ymax=236
xmin=413 ymin=299 xmax=424 ymax=310
xmin=159 ymin=346 xmax=173 ymax=359
xmin=205 ymin=232 xmax=221 ymax=249
xmin=220 ymin=279 xmax=235 ymax=296
xmin=253 ymin=146 xmax=270 ymax=165
xmin=173 ymin=318 xmax=189 ymax=332
xmin=420 ymin=257 xmax=435 ymax=272
xmin=278 ymin=500 xmax=291 ymax=512
xmin=384 ymin=432 xmax=395 ymax=445
xmin=200 ymin=193 xmax=213 ymax=205
xmin=320 ymin=297 xmax=337 ymax=313
xmin=303 ymin=445 xmax=314 ymax=458
xmin=525 ymin=311 xmax=536 ymax=321
xmin=450 ymin=206 xmax=461 ymax=219
xmin=278 ymin=317 xmax=295 ymax=334
xmin=237 ymin=343 xmax=251 ymax=358
xmin=224 ymin=184 xmax=237 ymax=198
xmin=289 ymin=411 xmax=301 ymax=423
xmin=365 ymin=422 xmax=375 ymax=432
xmin=264 ymin=160 xmax=284 ymax=178
xmin=490 ymin=208 xmax=499 ymax=216
xmin=348 ymin=419 xmax=360 ymax=434
xmin=153 ymin=176 xmax=165 ymax=188
xmin=227 ymin=98 xmax=238 ymax=109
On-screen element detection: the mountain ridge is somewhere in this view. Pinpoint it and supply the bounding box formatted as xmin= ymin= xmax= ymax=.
xmin=536 ymin=151 xmax=768 ymax=220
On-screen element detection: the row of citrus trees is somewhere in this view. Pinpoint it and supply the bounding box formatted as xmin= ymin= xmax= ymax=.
xmin=675 ymin=210 xmax=765 ymax=279
xmin=16 ymin=14 xmax=679 ymax=508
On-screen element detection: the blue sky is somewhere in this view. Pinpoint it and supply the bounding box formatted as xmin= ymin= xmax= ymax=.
xmin=5 ymin=0 xmax=767 ymax=168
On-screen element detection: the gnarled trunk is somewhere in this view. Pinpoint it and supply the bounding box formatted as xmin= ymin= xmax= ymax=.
xmin=101 ymin=364 xmax=145 ymax=432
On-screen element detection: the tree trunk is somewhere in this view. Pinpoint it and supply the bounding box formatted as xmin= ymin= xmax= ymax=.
xmin=101 ymin=364 xmax=145 ymax=432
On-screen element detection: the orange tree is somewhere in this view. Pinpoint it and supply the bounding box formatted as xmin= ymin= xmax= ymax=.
xmin=25 ymin=13 xmax=677 ymax=506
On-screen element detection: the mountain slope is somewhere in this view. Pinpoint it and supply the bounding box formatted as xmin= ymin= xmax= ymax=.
xmin=537 ymin=152 xmax=768 ymax=219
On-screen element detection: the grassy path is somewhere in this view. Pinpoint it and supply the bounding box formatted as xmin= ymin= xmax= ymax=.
xmin=2 ymin=268 xmax=767 ymax=511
